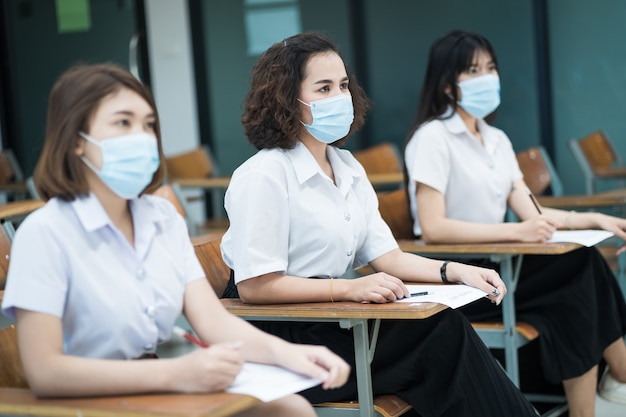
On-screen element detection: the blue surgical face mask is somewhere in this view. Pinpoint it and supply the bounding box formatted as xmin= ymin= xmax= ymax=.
xmin=299 ymin=94 xmax=354 ymax=144
xmin=457 ymin=74 xmax=501 ymax=119
xmin=80 ymin=131 xmax=160 ymax=199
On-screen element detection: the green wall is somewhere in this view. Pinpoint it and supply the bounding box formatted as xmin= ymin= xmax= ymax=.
xmin=3 ymin=0 xmax=138 ymax=176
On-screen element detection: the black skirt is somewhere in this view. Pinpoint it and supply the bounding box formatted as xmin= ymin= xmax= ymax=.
xmin=459 ymin=246 xmax=626 ymax=384
xmin=224 ymin=277 xmax=538 ymax=416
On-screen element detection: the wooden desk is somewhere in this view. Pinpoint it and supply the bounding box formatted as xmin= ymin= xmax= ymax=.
xmin=170 ymin=177 xmax=231 ymax=189
xmin=0 ymin=388 xmax=259 ymax=417
xmin=395 ymin=239 xmax=581 ymax=387
xmin=221 ymin=299 xmax=446 ymax=417
xmin=366 ymin=172 xmax=403 ymax=188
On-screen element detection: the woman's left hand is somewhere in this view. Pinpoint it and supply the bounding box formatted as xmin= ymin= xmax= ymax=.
xmin=275 ymin=343 xmax=351 ymax=390
xmin=447 ymin=262 xmax=506 ymax=305
xmin=594 ymin=213 xmax=626 ymax=254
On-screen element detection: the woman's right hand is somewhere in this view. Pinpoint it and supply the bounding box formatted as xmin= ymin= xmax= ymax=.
xmin=170 ymin=342 xmax=244 ymax=393
xmin=517 ymin=215 xmax=559 ymax=242
xmin=343 ymin=272 xmax=409 ymax=303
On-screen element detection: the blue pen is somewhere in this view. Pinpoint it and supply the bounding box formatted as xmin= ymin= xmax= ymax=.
xmin=409 ymin=291 xmax=428 ymax=297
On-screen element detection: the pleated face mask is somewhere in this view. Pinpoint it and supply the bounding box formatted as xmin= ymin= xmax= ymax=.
xmin=80 ymin=131 xmax=160 ymax=199
xmin=299 ymin=94 xmax=354 ymax=144
xmin=457 ymin=74 xmax=501 ymax=119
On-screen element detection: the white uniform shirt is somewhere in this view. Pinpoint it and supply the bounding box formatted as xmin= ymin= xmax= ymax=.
xmin=405 ymin=111 xmax=523 ymax=236
xmin=221 ymin=141 xmax=398 ymax=283
xmin=1 ymin=193 xmax=204 ymax=359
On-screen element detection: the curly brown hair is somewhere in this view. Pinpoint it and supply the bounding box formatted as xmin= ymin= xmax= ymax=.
xmin=33 ymin=63 xmax=166 ymax=202
xmin=242 ymin=32 xmax=370 ymax=150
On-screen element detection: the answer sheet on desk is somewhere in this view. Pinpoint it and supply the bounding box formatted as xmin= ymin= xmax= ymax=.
xmin=227 ymin=362 xmax=322 ymax=402
xmin=547 ymin=229 xmax=614 ymax=247
xmin=397 ymin=285 xmax=487 ymax=309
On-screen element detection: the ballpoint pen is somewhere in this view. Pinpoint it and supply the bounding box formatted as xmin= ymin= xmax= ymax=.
xmin=408 ymin=291 xmax=429 ymax=297
xmin=173 ymin=326 xmax=209 ymax=348
xmin=525 ymin=187 xmax=542 ymax=215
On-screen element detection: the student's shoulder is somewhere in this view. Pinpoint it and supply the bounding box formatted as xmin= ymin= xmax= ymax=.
xmin=232 ymin=148 xmax=291 ymax=178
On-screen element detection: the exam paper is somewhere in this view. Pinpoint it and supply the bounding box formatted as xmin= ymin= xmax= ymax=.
xmin=547 ymin=230 xmax=614 ymax=247
xmin=397 ymin=285 xmax=487 ymax=309
xmin=227 ymin=362 xmax=322 ymax=402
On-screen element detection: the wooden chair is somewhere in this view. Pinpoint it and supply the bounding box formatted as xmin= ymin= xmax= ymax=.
xmin=568 ymin=130 xmax=626 ymax=194
xmin=192 ymin=233 xmax=414 ymax=417
xmin=0 ymin=149 xmax=29 ymax=201
xmin=354 ymin=142 xmax=402 ymax=175
xmin=516 ymin=146 xmax=563 ymax=197
xmin=354 ymin=143 xmax=404 ymax=190
xmin=164 ymin=146 xmax=230 ymax=233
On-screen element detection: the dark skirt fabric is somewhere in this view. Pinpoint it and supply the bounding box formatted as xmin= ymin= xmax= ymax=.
xmin=224 ymin=277 xmax=537 ymax=416
xmin=458 ymin=246 xmax=626 ymax=384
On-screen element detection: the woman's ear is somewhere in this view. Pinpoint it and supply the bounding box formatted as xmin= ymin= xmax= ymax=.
xmin=74 ymin=136 xmax=85 ymax=156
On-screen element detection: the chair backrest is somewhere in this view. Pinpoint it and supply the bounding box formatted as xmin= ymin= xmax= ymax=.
xmin=165 ymin=146 xmax=215 ymax=179
xmin=576 ymin=130 xmax=621 ymax=173
xmin=376 ymin=189 xmax=415 ymax=240
xmin=0 ymin=149 xmax=24 ymax=185
xmin=0 ymin=224 xmax=11 ymax=290
xmin=353 ymin=142 xmax=402 ymax=175
xmin=192 ymin=231 xmax=230 ymax=298
xmin=0 ymin=325 xmax=28 ymax=388
xmin=516 ymin=146 xmax=563 ymax=196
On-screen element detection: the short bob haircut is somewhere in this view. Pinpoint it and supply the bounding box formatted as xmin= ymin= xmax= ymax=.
xmin=242 ymin=32 xmax=370 ymax=150
xmin=406 ymin=29 xmax=499 ymax=141
xmin=34 ymin=63 xmax=166 ymax=202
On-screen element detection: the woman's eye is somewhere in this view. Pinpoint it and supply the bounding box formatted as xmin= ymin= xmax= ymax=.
xmin=319 ymin=86 xmax=329 ymax=92
xmin=340 ymin=82 xmax=349 ymax=90
xmin=115 ymin=119 xmax=130 ymax=126
xmin=145 ymin=121 xmax=156 ymax=131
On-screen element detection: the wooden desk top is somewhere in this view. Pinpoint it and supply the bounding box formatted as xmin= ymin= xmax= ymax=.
xmin=0 ymin=388 xmax=259 ymax=417
xmin=171 ymin=177 xmax=231 ymax=189
xmin=396 ymin=239 xmax=581 ymax=256
xmin=0 ymin=199 xmax=44 ymax=220
xmin=594 ymin=166 xmax=626 ymax=177
xmin=222 ymin=298 xmax=447 ymax=320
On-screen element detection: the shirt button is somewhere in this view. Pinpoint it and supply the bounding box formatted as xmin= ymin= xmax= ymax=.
xmin=145 ymin=306 xmax=156 ymax=317
xmin=347 ymin=249 xmax=353 ymax=256
xmin=136 ymin=268 xmax=145 ymax=280
xmin=344 ymin=212 xmax=351 ymax=221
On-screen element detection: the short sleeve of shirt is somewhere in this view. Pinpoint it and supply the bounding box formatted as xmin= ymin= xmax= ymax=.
xmin=406 ymin=122 xmax=452 ymax=194
xmin=2 ymin=208 xmax=70 ymax=319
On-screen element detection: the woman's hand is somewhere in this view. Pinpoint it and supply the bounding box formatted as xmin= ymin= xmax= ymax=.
xmin=171 ymin=342 xmax=244 ymax=393
xmin=516 ymin=215 xmax=560 ymax=242
xmin=342 ymin=272 xmax=409 ymax=303
xmin=593 ymin=213 xmax=626 ymax=254
xmin=274 ymin=343 xmax=351 ymax=390
xmin=446 ymin=262 xmax=506 ymax=305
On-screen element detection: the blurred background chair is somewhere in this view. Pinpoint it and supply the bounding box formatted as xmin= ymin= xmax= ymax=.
xmin=568 ymin=130 xmax=626 ymax=194
xmin=353 ymin=142 xmax=404 ymax=190
xmin=0 ymin=150 xmax=29 ymax=202
xmin=164 ymin=145 xmax=230 ymax=234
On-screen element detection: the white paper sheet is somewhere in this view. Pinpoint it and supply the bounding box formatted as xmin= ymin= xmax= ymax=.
xmin=397 ymin=284 xmax=487 ymax=309
xmin=227 ymin=362 xmax=322 ymax=402
xmin=547 ymin=230 xmax=614 ymax=247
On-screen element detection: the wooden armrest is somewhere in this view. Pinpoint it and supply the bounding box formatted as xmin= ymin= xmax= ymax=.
xmin=593 ymin=166 xmax=626 ymax=177
xmin=0 ymin=200 xmax=44 ymax=220
xmin=395 ymin=239 xmax=580 ymax=255
xmin=0 ymin=388 xmax=260 ymax=417
xmin=221 ymin=298 xmax=447 ymax=320
xmin=536 ymin=194 xmax=626 ymax=209
xmin=316 ymin=394 xmax=412 ymax=417
xmin=472 ymin=321 xmax=539 ymax=341
xmin=171 ymin=177 xmax=231 ymax=189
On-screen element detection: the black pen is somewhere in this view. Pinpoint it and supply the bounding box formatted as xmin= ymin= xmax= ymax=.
xmin=408 ymin=291 xmax=429 ymax=297
xmin=525 ymin=187 xmax=542 ymax=215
